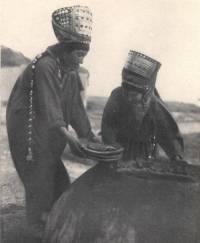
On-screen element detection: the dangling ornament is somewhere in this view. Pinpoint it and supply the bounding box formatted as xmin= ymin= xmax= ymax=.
xmin=26 ymin=53 xmax=44 ymax=162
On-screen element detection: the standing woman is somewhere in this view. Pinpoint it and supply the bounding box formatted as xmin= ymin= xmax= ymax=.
xmin=6 ymin=5 xmax=95 ymax=231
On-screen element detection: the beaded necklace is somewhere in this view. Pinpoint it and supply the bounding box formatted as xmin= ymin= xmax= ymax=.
xmin=26 ymin=52 xmax=44 ymax=162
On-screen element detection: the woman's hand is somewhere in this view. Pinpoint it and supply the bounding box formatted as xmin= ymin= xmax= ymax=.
xmin=60 ymin=127 xmax=86 ymax=157
xmin=91 ymin=135 xmax=102 ymax=143
xmin=171 ymin=155 xmax=189 ymax=174
xmin=68 ymin=134 xmax=86 ymax=157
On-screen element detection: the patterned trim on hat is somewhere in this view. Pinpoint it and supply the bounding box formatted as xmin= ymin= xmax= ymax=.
xmin=52 ymin=19 xmax=91 ymax=44
xmin=52 ymin=5 xmax=92 ymax=43
xmin=124 ymin=51 xmax=161 ymax=79
xmin=122 ymin=80 xmax=150 ymax=92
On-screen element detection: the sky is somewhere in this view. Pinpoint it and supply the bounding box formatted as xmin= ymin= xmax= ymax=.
xmin=1 ymin=0 xmax=200 ymax=104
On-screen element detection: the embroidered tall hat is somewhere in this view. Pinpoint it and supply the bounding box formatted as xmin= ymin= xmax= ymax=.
xmin=52 ymin=5 xmax=92 ymax=44
xmin=122 ymin=50 xmax=161 ymax=91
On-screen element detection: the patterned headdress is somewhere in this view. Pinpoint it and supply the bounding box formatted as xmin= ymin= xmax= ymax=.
xmin=124 ymin=51 xmax=161 ymax=79
xmin=52 ymin=5 xmax=92 ymax=44
xmin=122 ymin=51 xmax=161 ymax=91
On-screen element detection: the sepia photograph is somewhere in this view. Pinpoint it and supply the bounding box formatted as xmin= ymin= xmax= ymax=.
xmin=1 ymin=0 xmax=200 ymax=242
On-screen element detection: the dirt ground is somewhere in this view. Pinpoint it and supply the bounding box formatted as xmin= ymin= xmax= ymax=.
xmin=0 ymin=102 xmax=200 ymax=243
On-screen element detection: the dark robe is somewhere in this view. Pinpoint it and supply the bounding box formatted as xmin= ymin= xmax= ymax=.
xmin=101 ymin=87 xmax=184 ymax=161
xmin=6 ymin=46 xmax=94 ymax=224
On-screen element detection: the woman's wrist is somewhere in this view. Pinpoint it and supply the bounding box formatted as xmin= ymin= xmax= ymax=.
xmin=59 ymin=127 xmax=71 ymax=142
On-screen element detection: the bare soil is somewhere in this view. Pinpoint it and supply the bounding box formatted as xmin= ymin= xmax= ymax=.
xmin=0 ymin=101 xmax=200 ymax=243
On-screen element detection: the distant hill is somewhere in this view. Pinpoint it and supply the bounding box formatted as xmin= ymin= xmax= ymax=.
xmin=165 ymin=101 xmax=200 ymax=113
xmin=87 ymin=96 xmax=200 ymax=114
xmin=1 ymin=45 xmax=31 ymax=67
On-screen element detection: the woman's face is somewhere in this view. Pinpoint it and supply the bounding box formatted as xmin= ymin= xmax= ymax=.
xmin=70 ymin=50 xmax=88 ymax=65
xmin=123 ymin=89 xmax=143 ymax=104
xmin=62 ymin=49 xmax=88 ymax=67
xmin=122 ymin=70 xmax=153 ymax=107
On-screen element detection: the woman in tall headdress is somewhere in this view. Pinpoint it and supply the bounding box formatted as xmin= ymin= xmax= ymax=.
xmin=102 ymin=50 xmax=188 ymax=169
xmin=6 ymin=5 xmax=96 ymax=232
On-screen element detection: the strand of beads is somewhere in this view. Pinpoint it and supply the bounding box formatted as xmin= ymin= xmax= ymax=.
xmin=26 ymin=53 xmax=43 ymax=162
xmin=148 ymin=135 xmax=157 ymax=160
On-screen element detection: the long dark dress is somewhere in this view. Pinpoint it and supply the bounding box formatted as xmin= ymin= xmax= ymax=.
xmin=6 ymin=46 xmax=94 ymax=224
xmin=101 ymin=87 xmax=184 ymax=161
